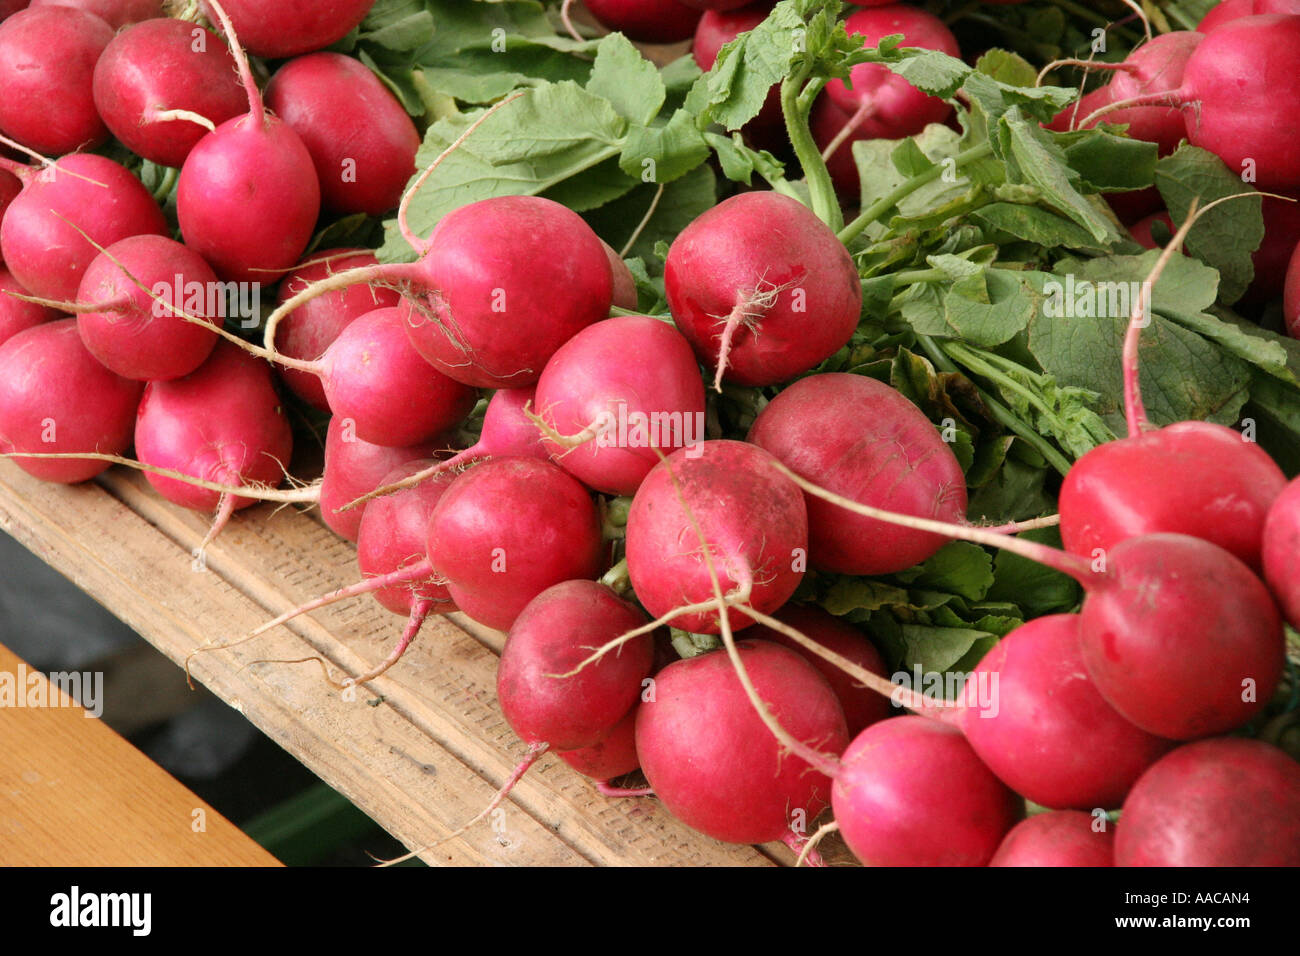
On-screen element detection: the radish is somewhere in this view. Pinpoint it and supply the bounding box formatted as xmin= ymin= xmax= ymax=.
xmin=497 ymin=580 xmax=654 ymax=752
xmin=177 ymin=0 xmax=321 ymax=283
xmin=92 ymin=18 xmax=246 ymax=170
xmin=831 ymin=715 xmax=1023 ymax=866
xmin=0 ymin=319 xmax=142 ymax=483
xmin=1058 ymin=214 xmax=1287 ymax=572
xmin=747 ymin=372 xmax=967 ymax=575
xmin=133 ymin=340 xmax=293 ymax=550
xmin=1083 ymin=16 xmax=1300 ymax=190
xmin=602 ymin=241 xmax=638 ymax=311
xmin=625 ymin=440 xmax=808 ymax=635
xmin=635 ymin=640 xmax=849 ymax=846
xmin=0 ymin=168 xmax=20 ymax=256
xmin=1288 ymin=238 xmax=1300 ymax=337
xmin=397 ymin=195 xmax=613 ymax=389
xmin=581 ymin=0 xmax=702 ymax=44
xmin=826 ymin=4 xmax=961 ymax=140
xmin=774 ymin=466 xmax=1287 ymax=742
xmin=30 ymin=0 xmax=160 ymax=27
xmin=0 ymin=6 xmax=113 ymax=155
xmin=989 ymin=811 xmax=1115 ymax=867
xmin=664 ymin=191 xmax=862 ymax=390
xmin=1114 ymin=737 xmax=1300 ymax=866
xmin=197 ymin=0 xmax=374 ymax=59
xmin=265 ymin=53 xmax=419 ymax=216
xmin=1261 ymin=477 xmax=1300 ymax=629
xmin=812 ymin=95 xmax=874 ymax=199
xmin=956 ymin=614 xmax=1174 ymax=809
xmin=259 ymin=306 xmax=478 ymax=448
xmin=426 ymin=457 xmax=605 ymax=630
xmin=269 ymin=249 xmax=402 ymax=411
xmin=556 ymin=706 xmax=648 ymax=796
xmin=0 ymin=2 xmax=28 ymax=20
xmin=1241 ymin=189 xmax=1300 ymax=305
xmin=318 ymin=415 xmax=444 ymax=543
xmin=740 ymin=604 xmax=890 ymax=737
xmin=678 ymin=0 xmax=751 ymax=8
xmin=47 ymin=235 xmax=220 ymax=382
xmin=0 ymin=267 xmax=58 ymax=345
xmin=1198 ymin=0 xmax=1300 ymax=31
xmin=531 ymin=315 xmax=706 ymax=496
xmin=0 ymin=148 xmax=168 ymax=302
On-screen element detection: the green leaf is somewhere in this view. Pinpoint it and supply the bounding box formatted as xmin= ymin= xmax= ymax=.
xmin=970 ymin=202 xmax=1112 ymax=253
xmin=972 ymin=49 xmax=1038 ymax=88
xmin=703 ymin=131 xmax=786 ymax=186
xmin=619 ymin=108 xmax=711 ymax=185
xmin=1062 ymin=129 xmax=1158 ymax=193
xmin=897 ymin=625 xmax=997 ymax=676
xmin=821 ymin=578 xmax=913 ymax=617
xmin=943 ymin=269 xmax=1036 ymax=347
xmin=700 ymin=1 xmax=806 ymax=131
xmin=987 ymin=527 xmax=1081 ymax=617
xmin=379 ymin=83 xmax=628 ymax=262
xmin=1002 ymin=108 xmax=1118 ymax=242
xmin=893 ymin=541 xmax=995 ymax=603
xmin=891 ymin=138 xmax=935 ymax=178
xmin=587 ymin=32 xmax=665 ymax=126
xmin=1155 ymin=145 xmax=1266 ymax=305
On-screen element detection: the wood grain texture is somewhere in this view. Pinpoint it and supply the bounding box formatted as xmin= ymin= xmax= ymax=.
xmin=0 ymin=461 xmax=795 ymax=866
xmin=0 ymin=643 xmax=281 ymax=866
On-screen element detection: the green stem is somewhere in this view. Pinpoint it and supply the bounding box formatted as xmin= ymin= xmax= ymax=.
xmin=598 ymin=556 xmax=631 ymax=595
xmin=946 ymin=340 xmax=1071 ymax=435
xmin=916 ymin=334 xmax=1073 ymax=476
xmin=838 ymin=142 xmax=995 ymax=245
xmin=781 ymin=69 xmax=842 ymax=234
xmin=150 ymin=165 xmax=177 ymax=203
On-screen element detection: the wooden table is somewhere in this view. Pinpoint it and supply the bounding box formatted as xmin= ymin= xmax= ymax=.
xmin=0 ymin=461 xmax=812 ymax=866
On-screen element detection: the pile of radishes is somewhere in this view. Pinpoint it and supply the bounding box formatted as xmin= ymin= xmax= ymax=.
xmin=0 ymin=0 xmax=1297 ymax=868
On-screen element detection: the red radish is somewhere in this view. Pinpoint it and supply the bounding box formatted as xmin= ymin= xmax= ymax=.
xmin=826 ymin=4 xmax=961 ymax=139
xmin=265 ymin=53 xmax=419 ymax=216
xmin=0 ymin=319 xmax=142 ymax=483
xmin=349 ymin=462 xmax=457 ymax=684
xmin=427 ymin=457 xmax=605 ymax=631
xmin=0 ymin=267 xmax=58 ymax=345
xmin=775 ymin=467 xmax=1287 ymax=742
xmin=335 ymin=386 xmax=548 ymax=515
xmin=692 ymin=4 xmax=783 ymax=150
xmin=0 ymin=168 xmax=20 ymax=258
xmin=0 ymin=2 xmax=28 ymax=20
xmin=318 ymin=416 xmax=443 ymax=543
xmin=1115 ymin=737 xmax=1300 ymax=866
xmin=1198 ymin=0 xmax=1300 ymax=31
xmin=582 ymin=0 xmax=702 ymax=44
xmin=532 ymin=316 xmax=706 ymax=496
xmin=831 ymin=715 xmax=1023 ymax=866
xmin=812 ymin=95 xmax=872 ymax=199
xmin=1287 ymin=237 xmax=1300 ymax=337
xmin=625 ymin=440 xmax=808 ymax=635
xmin=740 ymin=604 xmax=889 ymax=737
xmin=1241 ymin=189 xmax=1300 ymax=305
xmin=678 ymin=0 xmax=751 ymax=8
xmin=989 ymin=811 xmax=1115 ymax=867
xmin=398 ymin=195 xmax=614 ymax=389
xmin=1084 ymin=16 xmax=1300 ymax=190
xmin=1261 ymin=477 xmax=1300 ymax=629
xmin=265 ymin=306 xmax=478 ymax=448
xmin=602 ymin=241 xmax=638 ymax=311
xmin=133 ymin=341 xmax=293 ymax=548
xmin=957 ymin=614 xmax=1173 ymax=809
xmin=0 ymin=151 xmax=168 ymax=303
xmin=664 ymin=191 xmax=862 ymax=389
xmin=30 ymin=0 xmax=159 ymax=27
xmin=269 ymin=249 xmax=401 ymax=411
xmin=197 ymin=0 xmax=373 ymax=59
xmin=1045 ymin=86 xmax=1113 ymax=134
xmin=636 ymin=640 xmax=849 ymax=845
xmin=177 ymin=1 xmax=321 ymax=283
xmin=557 ymin=707 xmax=644 ymax=791
xmin=65 ymin=235 xmax=221 ymax=382
xmin=0 ymin=6 xmax=113 ymax=155
xmin=498 ymin=580 xmax=654 ymax=751
xmin=92 ymin=18 xmax=246 ymax=170
xmin=748 ymin=372 xmax=967 ymax=575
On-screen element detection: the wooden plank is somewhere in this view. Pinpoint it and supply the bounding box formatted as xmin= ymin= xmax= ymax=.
xmin=0 ymin=461 xmax=781 ymax=866
xmin=0 ymin=642 xmax=280 ymax=866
